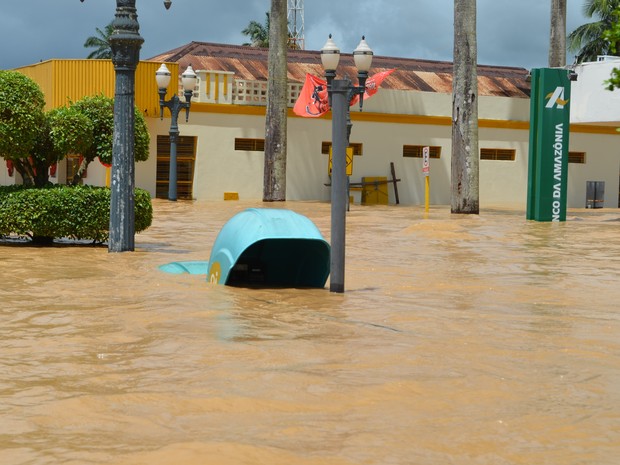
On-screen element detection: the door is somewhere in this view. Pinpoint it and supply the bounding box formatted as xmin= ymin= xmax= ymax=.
xmin=156 ymin=135 xmax=197 ymax=200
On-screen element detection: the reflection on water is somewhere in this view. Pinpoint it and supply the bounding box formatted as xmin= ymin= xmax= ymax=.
xmin=1 ymin=200 xmax=619 ymax=464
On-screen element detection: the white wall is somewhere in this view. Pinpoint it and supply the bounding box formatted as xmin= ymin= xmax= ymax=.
xmin=571 ymin=59 xmax=620 ymax=125
xmin=166 ymin=101 xmax=618 ymax=208
xmin=566 ymin=131 xmax=620 ymax=208
xmin=0 ymin=159 xmax=14 ymax=186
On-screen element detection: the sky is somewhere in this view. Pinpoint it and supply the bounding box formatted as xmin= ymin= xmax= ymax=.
xmin=0 ymin=0 xmax=594 ymax=72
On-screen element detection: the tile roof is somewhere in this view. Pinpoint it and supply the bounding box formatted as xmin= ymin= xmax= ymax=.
xmin=148 ymin=41 xmax=531 ymax=99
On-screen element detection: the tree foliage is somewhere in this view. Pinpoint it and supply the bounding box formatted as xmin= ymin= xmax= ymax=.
xmin=1 ymin=71 xmax=92 ymax=186
xmin=242 ymin=12 xmax=271 ymax=47
xmin=241 ymin=11 xmax=301 ymax=50
xmin=68 ymin=95 xmax=150 ymax=183
xmin=0 ymin=185 xmax=152 ymax=244
xmin=568 ymin=0 xmax=620 ymax=63
xmin=0 ymin=71 xmax=45 ymax=161
xmin=1 ymin=71 xmax=150 ymax=187
xmin=84 ymin=22 xmax=114 ymax=59
xmin=603 ymin=8 xmax=620 ymax=89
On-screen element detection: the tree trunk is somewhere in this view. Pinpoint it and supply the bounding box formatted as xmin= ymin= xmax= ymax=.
xmin=452 ymin=0 xmax=479 ymax=214
xmin=33 ymin=158 xmax=50 ymax=188
xmin=263 ymin=0 xmax=288 ymax=201
xmin=13 ymin=158 xmax=35 ymax=186
xmin=13 ymin=157 xmax=49 ymax=187
xmin=71 ymin=157 xmax=90 ymax=185
xmin=549 ymin=0 xmax=567 ymax=67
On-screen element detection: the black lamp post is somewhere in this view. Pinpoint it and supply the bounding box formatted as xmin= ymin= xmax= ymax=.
xmin=80 ymin=0 xmax=172 ymax=252
xmin=155 ymin=63 xmax=197 ymax=201
xmin=321 ymin=35 xmax=373 ymax=293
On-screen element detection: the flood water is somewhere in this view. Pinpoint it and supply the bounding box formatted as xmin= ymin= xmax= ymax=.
xmin=1 ymin=199 xmax=619 ymax=465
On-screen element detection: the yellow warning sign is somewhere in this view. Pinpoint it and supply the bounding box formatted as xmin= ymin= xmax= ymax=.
xmin=328 ymin=147 xmax=354 ymax=176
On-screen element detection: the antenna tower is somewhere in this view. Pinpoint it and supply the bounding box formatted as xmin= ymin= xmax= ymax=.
xmin=287 ymin=0 xmax=305 ymax=50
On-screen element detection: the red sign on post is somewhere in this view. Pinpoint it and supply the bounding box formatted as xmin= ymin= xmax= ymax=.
xmin=422 ymin=146 xmax=430 ymax=176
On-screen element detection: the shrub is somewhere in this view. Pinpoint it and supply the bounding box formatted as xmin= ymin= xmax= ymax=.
xmin=0 ymin=185 xmax=153 ymax=244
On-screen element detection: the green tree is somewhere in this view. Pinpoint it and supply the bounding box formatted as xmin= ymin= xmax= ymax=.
xmin=263 ymin=0 xmax=288 ymax=201
xmin=451 ymin=0 xmax=479 ymax=214
xmin=0 ymin=71 xmax=46 ymax=165
xmin=242 ymin=11 xmax=302 ymax=50
xmin=28 ymin=106 xmax=94 ymax=187
xmin=1 ymin=71 xmax=92 ymax=187
xmin=69 ymin=95 xmax=150 ymax=184
xmin=568 ymin=0 xmax=620 ymax=63
xmin=1 ymin=72 xmax=149 ymax=187
xmin=242 ymin=12 xmax=270 ymax=48
xmin=603 ymin=8 xmax=620 ymax=89
xmin=84 ymin=22 xmax=114 ymax=59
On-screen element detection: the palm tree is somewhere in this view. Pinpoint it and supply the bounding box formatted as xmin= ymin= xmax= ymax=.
xmin=242 ymin=12 xmax=270 ymax=48
xmin=568 ymin=0 xmax=620 ymax=63
xmin=451 ymin=0 xmax=479 ymax=214
xmin=84 ymin=22 xmax=114 ymax=59
xmin=549 ymin=0 xmax=567 ymax=67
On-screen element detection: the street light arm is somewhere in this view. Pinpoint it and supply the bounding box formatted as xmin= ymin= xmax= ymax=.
xmin=355 ymin=70 xmax=369 ymax=111
xmin=183 ymin=89 xmax=193 ymax=122
xmin=325 ymin=69 xmax=336 ymax=108
xmin=158 ymin=88 xmax=168 ymax=120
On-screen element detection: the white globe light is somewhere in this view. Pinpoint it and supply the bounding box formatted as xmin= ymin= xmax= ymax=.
xmin=155 ymin=63 xmax=171 ymax=89
xmin=353 ymin=36 xmax=373 ymax=72
xmin=321 ymin=34 xmax=341 ymax=71
xmin=181 ymin=64 xmax=198 ymax=92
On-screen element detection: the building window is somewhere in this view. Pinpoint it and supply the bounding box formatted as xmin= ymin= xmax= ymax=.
xmin=480 ymin=148 xmax=516 ymax=161
xmin=568 ymin=151 xmax=586 ymax=164
xmin=321 ymin=141 xmax=363 ymax=156
xmin=235 ymin=138 xmax=265 ymax=152
xmin=403 ymin=145 xmax=441 ymax=158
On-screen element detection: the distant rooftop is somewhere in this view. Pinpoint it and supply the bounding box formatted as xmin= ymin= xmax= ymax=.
xmin=148 ymin=41 xmax=531 ymax=99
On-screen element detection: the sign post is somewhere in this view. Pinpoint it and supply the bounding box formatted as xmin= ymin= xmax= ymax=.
xmin=527 ymin=68 xmax=571 ymax=222
xmin=422 ymin=146 xmax=430 ymax=212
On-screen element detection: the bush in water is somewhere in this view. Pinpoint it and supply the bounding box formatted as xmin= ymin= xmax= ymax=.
xmin=0 ymin=185 xmax=153 ymax=244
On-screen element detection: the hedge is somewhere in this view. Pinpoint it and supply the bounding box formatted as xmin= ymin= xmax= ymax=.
xmin=0 ymin=185 xmax=153 ymax=244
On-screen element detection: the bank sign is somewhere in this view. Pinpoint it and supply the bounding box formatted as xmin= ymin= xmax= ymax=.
xmin=527 ymin=68 xmax=571 ymax=222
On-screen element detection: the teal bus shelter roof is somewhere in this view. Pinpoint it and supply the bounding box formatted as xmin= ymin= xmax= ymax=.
xmin=160 ymin=208 xmax=331 ymax=288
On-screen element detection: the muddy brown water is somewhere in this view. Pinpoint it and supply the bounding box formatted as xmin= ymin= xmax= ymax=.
xmin=1 ymin=200 xmax=619 ymax=465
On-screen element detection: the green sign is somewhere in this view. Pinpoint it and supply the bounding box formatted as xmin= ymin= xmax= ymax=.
xmin=527 ymin=68 xmax=571 ymax=222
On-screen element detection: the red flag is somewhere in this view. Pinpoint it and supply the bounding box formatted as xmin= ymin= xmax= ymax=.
xmin=293 ymin=74 xmax=330 ymax=118
xmin=350 ymin=69 xmax=395 ymax=106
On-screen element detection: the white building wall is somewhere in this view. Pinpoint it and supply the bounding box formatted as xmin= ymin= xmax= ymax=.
xmin=571 ymin=58 xmax=620 ymax=125
xmin=138 ymin=118 xmax=160 ymax=196
xmin=0 ymin=161 xmax=13 ymax=186
xmin=170 ymin=93 xmax=618 ymax=208
xmin=478 ymin=128 xmax=530 ymax=208
xmin=566 ymin=131 xmax=619 ymax=208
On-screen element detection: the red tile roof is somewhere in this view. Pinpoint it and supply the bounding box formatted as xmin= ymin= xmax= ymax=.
xmin=148 ymin=41 xmax=531 ymax=98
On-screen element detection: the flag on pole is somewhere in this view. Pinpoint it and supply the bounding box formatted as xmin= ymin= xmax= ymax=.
xmin=293 ymin=74 xmax=330 ymax=117
xmin=293 ymin=69 xmax=396 ymax=118
xmin=350 ymin=69 xmax=395 ymax=106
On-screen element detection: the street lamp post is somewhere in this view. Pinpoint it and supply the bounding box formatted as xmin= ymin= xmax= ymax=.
xmin=80 ymin=0 xmax=172 ymax=252
xmin=155 ymin=64 xmax=198 ymax=201
xmin=321 ymin=35 xmax=373 ymax=293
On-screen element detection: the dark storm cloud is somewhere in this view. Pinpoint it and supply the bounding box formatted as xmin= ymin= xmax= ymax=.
xmin=1 ymin=0 xmax=588 ymax=71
